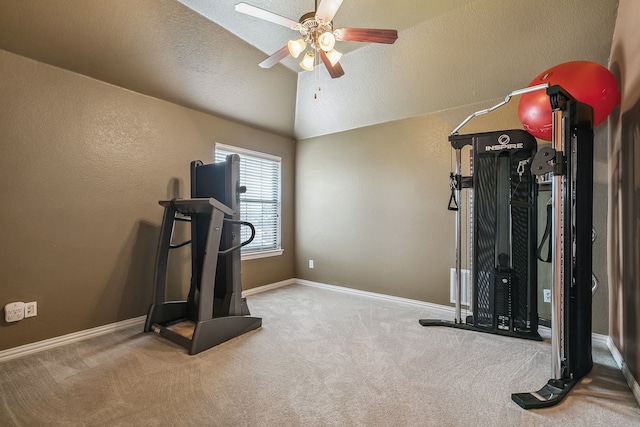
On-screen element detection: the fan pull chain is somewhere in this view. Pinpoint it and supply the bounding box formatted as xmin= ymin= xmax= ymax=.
xmin=314 ymin=52 xmax=321 ymax=99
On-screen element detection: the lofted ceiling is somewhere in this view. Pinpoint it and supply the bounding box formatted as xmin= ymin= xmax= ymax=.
xmin=0 ymin=0 xmax=619 ymax=140
xmin=178 ymin=0 xmax=474 ymax=73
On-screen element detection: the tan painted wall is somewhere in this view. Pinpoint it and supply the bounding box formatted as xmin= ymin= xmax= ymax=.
xmin=608 ymin=0 xmax=640 ymax=387
xmin=1 ymin=43 xmax=614 ymax=352
xmin=296 ymin=99 xmax=611 ymax=335
xmin=0 ymin=50 xmax=295 ymax=350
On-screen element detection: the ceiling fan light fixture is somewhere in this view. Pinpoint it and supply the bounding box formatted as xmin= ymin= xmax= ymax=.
xmin=326 ymin=48 xmax=342 ymax=66
xmin=317 ymin=31 xmax=336 ymax=52
xmin=287 ymin=38 xmax=306 ymax=58
xmin=235 ymin=1 xmax=398 ymax=80
xmin=300 ymin=50 xmax=315 ymax=71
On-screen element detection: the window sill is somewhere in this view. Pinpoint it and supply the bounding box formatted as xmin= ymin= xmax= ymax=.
xmin=241 ymin=249 xmax=284 ymax=261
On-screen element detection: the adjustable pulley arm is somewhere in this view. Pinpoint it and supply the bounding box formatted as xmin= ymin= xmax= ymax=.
xmin=512 ymin=84 xmax=595 ymax=409
xmin=531 ymin=146 xmax=565 ymax=177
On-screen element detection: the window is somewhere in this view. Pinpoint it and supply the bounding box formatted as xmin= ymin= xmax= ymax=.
xmin=215 ymin=143 xmax=283 ymax=260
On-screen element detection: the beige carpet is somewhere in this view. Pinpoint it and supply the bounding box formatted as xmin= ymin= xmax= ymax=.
xmin=1 ymin=283 xmax=639 ymax=426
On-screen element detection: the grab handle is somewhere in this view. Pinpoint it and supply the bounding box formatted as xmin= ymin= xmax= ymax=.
xmin=218 ymin=219 xmax=256 ymax=255
xmin=592 ymin=273 xmax=599 ymax=296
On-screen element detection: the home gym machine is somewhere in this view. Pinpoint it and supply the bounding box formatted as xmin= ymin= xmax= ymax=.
xmin=144 ymin=155 xmax=262 ymax=355
xmin=419 ymin=83 xmax=595 ymax=409
xmin=419 ymin=85 xmax=545 ymax=341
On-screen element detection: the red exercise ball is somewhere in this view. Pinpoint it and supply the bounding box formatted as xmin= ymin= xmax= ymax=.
xmin=518 ymin=61 xmax=620 ymax=140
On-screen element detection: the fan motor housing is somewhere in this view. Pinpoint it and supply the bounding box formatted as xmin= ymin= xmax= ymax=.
xmin=299 ymin=11 xmax=332 ymax=42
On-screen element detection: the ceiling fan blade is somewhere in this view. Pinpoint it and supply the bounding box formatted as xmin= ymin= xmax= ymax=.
xmin=259 ymin=46 xmax=290 ymax=69
xmin=319 ymin=49 xmax=345 ymax=79
xmin=334 ymin=28 xmax=398 ymax=44
xmin=315 ymin=0 xmax=343 ymax=23
xmin=235 ymin=3 xmax=300 ymax=29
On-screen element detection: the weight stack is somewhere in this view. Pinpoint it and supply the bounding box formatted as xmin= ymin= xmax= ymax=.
xmin=471 ymin=130 xmax=538 ymax=338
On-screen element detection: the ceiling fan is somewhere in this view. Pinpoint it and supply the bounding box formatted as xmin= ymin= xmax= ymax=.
xmin=235 ymin=0 xmax=398 ymax=79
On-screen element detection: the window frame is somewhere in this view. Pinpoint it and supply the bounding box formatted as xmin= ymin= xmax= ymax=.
xmin=215 ymin=143 xmax=283 ymax=261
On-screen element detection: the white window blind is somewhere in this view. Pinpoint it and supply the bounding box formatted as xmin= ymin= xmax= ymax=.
xmin=215 ymin=144 xmax=282 ymax=257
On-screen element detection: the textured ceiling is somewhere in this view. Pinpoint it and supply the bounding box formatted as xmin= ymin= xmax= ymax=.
xmin=0 ymin=0 xmax=619 ymax=140
xmin=178 ymin=0 xmax=473 ymax=72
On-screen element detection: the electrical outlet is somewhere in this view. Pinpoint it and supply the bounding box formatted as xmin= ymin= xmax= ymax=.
xmin=25 ymin=301 xmax=37 ymax=318
xmin=309 ymin=259 xmax=314 ymax=268
xmin=4 ymin=302 xmax=25 ymax=322
xmin=543 ymin=289 xmax=552 ymax=303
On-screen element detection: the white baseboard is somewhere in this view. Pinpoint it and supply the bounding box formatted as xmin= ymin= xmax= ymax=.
xmin=0 ymin=316 xmax=146 ymax=363
xmin=0 ymin=279 xmax=297 ymax=363
xmin=296 ymin=278 xmax=455 ymax=319
xmin=607 ymin=337 xmax=640 ymax=405
xmin=592 ymin=332 xmax=610 ymax=347
xmin=242 ymin=278 xmax=297 ymax=297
